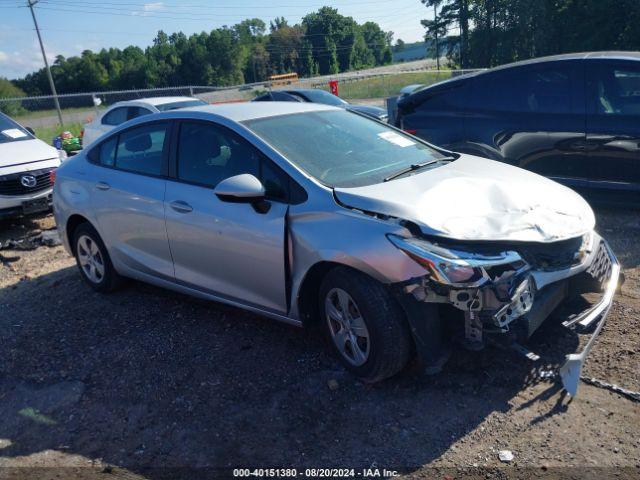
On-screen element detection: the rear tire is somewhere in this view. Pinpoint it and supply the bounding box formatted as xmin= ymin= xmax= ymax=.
xmin=72 ymin=223 xmax=123 ymax=293
xmin=319 ymin=267 xmax=413 ymax=382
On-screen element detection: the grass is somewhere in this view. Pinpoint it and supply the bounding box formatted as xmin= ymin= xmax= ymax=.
xmin=15 ymin=106 xmax=102 ymax=122
xmin=33 ymin=122 xmax=84 ymax=144
xmin=317 ymin=71 xmax=455 ymax=100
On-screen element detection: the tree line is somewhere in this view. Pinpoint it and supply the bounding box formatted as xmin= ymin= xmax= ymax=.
xmin=8 ymin=7 xmax=392 ymax=97
xmin=422 ymin=0 xmax=640 ymax=68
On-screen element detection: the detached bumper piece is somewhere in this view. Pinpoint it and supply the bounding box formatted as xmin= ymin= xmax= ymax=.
xmin=558 ymin=241 xmax=620 ymax=396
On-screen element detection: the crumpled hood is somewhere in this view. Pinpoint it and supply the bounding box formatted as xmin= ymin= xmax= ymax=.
xmin=0 ymin=138 xmax=59 ymax=169
xmin=334 ymin=154 xmax=595 ymax=243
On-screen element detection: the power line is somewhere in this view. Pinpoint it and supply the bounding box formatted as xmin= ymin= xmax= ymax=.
xmin=35 ymin=1 xmax=419 ymax=23
xmin=29 ymin=5 xmax=419 ymax=41
xmin=35 ymin=0 xmax=411 ymax=9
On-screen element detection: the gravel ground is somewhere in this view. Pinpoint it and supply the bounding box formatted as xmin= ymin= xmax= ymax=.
xmin=0 ymin=208 xmax=638 ymax=480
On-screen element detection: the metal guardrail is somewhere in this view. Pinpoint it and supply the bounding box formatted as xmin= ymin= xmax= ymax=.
xmin=0 ymin=68 xmax=484 ymax=128
xmin=0 ymin=68 xmax=483 ymax=104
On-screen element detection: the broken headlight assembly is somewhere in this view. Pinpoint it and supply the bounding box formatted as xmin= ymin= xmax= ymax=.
xmin=386 ymin=234 xmax=526 ymax=287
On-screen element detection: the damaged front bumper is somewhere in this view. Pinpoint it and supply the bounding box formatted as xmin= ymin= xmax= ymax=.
xmin=558 ymin=241 xmax=620 ymax=396
xmin=393 ymin=232 xmax=620 ymax=397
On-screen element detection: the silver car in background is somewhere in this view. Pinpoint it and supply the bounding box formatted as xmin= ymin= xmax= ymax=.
xmin=53 ymin=103 xmax=620 ymax=396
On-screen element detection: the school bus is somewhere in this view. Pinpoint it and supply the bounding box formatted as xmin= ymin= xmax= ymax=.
xmin=268 ymin=72 xmax=299 ymax=87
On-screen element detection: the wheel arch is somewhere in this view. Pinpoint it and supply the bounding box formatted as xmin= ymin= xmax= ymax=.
xmin=296 ymin=260 xmax=391 ymax=329
xmin=66 ymin=214 xmax=94 ymax=254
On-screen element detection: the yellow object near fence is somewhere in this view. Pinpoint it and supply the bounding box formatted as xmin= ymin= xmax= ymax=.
xmin=268 ymin=72 xmax=299 ymax=87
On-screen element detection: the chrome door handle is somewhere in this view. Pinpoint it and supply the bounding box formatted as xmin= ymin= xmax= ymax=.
xmin=95 ymin=181 xmax=110 ymax=191
xmin=169 ymin=200 xmax=193 ymax=213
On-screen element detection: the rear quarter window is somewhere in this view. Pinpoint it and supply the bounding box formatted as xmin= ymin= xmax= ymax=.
xmin=101 ymin=107 xmax=129 ymax=126
xmin=418 ymin=85 xmax=468 ymax=111
xmin=404 ymin=82 xmax=468 ymax=113
xmin=87 ymin=137 xmax=117 ymax=166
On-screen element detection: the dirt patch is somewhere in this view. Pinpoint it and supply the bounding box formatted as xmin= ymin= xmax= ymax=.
xmin=0 ymin=209 xmax=638 ymax=479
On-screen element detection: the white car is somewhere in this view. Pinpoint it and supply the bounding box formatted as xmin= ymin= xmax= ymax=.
xmin=0 ymin=112 xmax=66 ymax=219
xmin=82 ymin=96 xmax=208 ymax=147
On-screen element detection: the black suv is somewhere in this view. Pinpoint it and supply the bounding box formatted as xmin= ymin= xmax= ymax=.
xmin=396 ymin=52 xmax=640 ymax=205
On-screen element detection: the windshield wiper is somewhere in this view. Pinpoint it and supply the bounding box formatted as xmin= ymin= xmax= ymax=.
xmin=383 ymin=157 xmax=454 ymax=182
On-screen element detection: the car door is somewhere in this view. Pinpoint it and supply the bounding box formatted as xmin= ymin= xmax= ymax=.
xmin=465 ymin=61 xmax=589 ymax=189
xmin=88 ymin=121 xmax=174 ymax=279
xmin=164 ymin=120 xmax=290 ymax=313
xmin=585 ymin=59 xmax=640 ymax=203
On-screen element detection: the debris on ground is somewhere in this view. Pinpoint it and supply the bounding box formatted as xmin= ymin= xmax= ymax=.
xmin=327 ymin=379 xmax=339 ymax=391
xmin=0 ymin=229 xmax=61 ymax=250
xmin=498 ymin=450 xmax=514 ymax=463
xmin=581 ymin=376 xmax=640 ymax=402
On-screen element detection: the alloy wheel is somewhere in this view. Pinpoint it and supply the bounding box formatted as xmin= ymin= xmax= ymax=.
xmin=325 ymin=287 xmax=370 ymax=366
xmin=77 ymin=234 xmax=105 ymax=284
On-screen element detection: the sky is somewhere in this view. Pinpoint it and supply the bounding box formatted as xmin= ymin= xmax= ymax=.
xmin=0 ymin=0 xmax=430 ymax=80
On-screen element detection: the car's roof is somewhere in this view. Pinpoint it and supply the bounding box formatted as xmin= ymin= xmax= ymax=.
xmin=118 ymin=96 xmax=199 ymax=106
xmin=175 ymin=101 xmax=340 ymax=122
xmin=404 ymin=51 xmax=640 ymax=99
xmin=284 ymin=88 xmax=321 ymax=94
xmin=484 ymin=51 xmax=640 ymax=73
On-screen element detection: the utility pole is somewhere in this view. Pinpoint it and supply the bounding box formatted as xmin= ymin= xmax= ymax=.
xmin=433 ymin=3 xmax=440 ymax=70
xmin=27 ymin=0 xmax=63 ymax=126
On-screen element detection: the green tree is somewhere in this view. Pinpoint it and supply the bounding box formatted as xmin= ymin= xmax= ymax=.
xmin=0 ymin=78 xmax=26 ymax=116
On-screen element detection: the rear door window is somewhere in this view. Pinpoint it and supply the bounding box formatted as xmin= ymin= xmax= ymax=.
xmin=472 ymin=64 xmax=575 ymax=114
xmin=101 ymin=107 xmax=129 ymax=126
xmin=114 ymin=123 xmax=169 ymax=176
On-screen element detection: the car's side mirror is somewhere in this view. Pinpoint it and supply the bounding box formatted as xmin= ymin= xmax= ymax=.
xmin=214 ymin=174 xmax=265 ymax=202
xmin=25 ymin=126 xmax=35 ymax=136
xmin=214 ymin=174 xmax=270 ymax=213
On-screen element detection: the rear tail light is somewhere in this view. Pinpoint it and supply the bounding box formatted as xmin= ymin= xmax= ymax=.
xmin=404 ymin=129 xmax=417 ymax=135
xmin=49 ymin=169 xmax=57 ymax=184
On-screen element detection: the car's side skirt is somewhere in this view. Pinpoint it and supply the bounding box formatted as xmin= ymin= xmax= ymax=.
xmin=121 ymin=267 xmax=303 ymax=328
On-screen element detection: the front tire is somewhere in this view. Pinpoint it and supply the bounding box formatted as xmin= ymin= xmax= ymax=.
xmin=73 ymin=223 xmax=123 ymax=293
xmin=319 ymin=267 xmax=413 ymax=382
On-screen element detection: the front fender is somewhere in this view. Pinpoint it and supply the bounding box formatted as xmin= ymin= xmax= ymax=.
xmin=287 ymin=207 xmax=426 ymax=320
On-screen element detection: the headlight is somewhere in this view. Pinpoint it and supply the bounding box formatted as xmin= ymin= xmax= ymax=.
xmin=576 ymin=230 xmax=595 ymax=263
xmin=387 ymin=234 xmax=524 ymax=286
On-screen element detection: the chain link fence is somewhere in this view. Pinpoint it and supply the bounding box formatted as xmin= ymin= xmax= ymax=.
xmin=0 ymin=68 xmax=482 ymax=141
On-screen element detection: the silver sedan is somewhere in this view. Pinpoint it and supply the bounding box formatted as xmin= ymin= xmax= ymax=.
xmin=53 ymin=102 xmax=620 ymax=395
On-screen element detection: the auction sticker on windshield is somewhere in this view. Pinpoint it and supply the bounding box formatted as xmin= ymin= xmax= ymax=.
xmin=2 ymin=129 xmax=27 ymax=139
xmin=377 ymin=131 xmax=415 ymax=147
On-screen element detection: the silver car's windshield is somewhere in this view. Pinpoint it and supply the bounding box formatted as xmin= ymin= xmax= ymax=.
xmin=244 ymin=110 xmax=447 ymax=188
